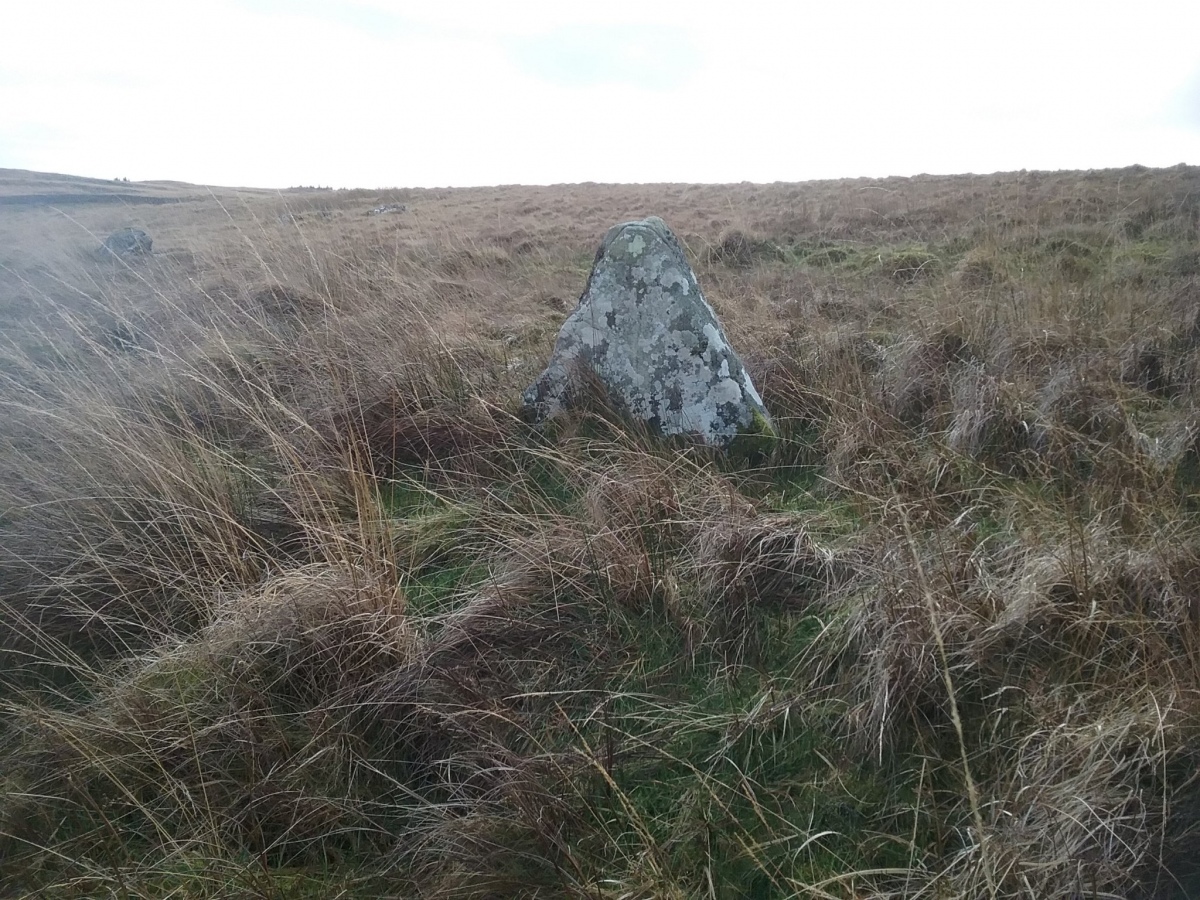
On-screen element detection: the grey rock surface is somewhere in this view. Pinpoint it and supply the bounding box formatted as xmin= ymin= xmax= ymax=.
xmin=523 ymin=216 xmax=771 ymax=446
xmin=101 ymin=227 xmax=152 ymax=257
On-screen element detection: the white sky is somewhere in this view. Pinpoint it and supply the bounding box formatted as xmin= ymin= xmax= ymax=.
xmin=3 ymin=0 xmax=1199 ymax=188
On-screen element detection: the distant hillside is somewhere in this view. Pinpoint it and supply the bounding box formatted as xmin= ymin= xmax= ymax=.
xmin=0 ymin=167 xmax=278 ymax=206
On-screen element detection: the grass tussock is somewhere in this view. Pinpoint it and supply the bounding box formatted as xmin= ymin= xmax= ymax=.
xmin=3 ymin=165 xmax=1200 ymax=897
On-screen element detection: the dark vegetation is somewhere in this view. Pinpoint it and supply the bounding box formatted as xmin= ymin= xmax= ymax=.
xmin=0 ymin=165 xmax=1199 ymax=897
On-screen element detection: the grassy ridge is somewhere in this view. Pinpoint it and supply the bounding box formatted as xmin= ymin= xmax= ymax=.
xmin=1 ymin=165 xmax=1200 ymax=897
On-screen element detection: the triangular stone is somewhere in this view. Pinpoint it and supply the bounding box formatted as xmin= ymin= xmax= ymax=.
xmin=523 ymin=217 xmax=771 ymax=447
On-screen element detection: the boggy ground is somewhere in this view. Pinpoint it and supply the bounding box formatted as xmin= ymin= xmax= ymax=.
xmin=1 ymin=163 xmax=1200 ymax=897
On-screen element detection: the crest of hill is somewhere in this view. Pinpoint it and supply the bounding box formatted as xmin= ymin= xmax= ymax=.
xmin=0 ymin=168 xmax=279 ymax=206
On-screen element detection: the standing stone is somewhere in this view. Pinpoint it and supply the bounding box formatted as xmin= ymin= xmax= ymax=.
xmin=522 ymin=216 xmax=771 ymax=447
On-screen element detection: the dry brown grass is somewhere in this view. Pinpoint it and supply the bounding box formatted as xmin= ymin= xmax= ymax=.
xmin=2 ymin=163 xmax=1200 ymax=898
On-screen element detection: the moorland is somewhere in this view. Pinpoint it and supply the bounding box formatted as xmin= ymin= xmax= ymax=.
xmin=1 ymin=163 xmax=1200 ymax=898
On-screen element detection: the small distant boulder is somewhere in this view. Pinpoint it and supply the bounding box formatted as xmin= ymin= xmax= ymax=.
xmin=522 ymin=216 xmax=772 ymax=448
xmin=101 ymin=227 xmax=152 ymax=257
xmin=367 ymin=203 xmax=406 ymax=216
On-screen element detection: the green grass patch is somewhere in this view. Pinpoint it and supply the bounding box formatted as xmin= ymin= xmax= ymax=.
xmin=567 ymin=595 xmax=926 ymax=897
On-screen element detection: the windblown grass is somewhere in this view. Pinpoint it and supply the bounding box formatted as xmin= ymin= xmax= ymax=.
xmin=2 ymin=164 xmax=1200 ymax=897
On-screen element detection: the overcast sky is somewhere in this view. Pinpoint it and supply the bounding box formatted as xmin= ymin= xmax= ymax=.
xmin=4 ymin=1 xmax=1200 ymax=188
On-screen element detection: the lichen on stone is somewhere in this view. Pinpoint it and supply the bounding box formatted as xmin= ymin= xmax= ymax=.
xmin=522 ymin=216 xmax=772 ymax=448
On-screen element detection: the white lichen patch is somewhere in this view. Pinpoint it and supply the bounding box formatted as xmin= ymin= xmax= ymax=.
xmin=523 ymin=216 xmax=772 ymax=447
